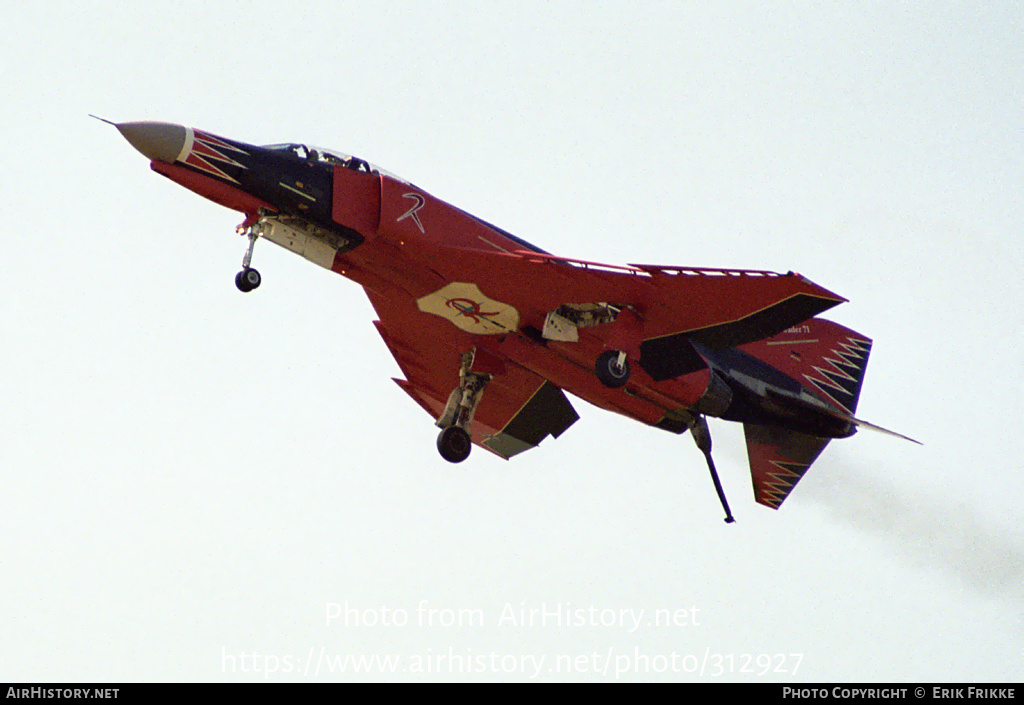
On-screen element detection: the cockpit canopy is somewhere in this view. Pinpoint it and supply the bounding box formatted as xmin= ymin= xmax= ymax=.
xmin=262 ymin=143 xmax=407 ymax=183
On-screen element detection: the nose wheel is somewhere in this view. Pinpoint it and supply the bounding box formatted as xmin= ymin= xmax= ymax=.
xmin=235 ymin=267 xmax=261 ymax=292
xmin=235 ymin=222 xmax=262 ymax=292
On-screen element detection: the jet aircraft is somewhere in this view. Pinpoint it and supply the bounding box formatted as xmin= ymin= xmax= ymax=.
xmin=104 ymin=119 xmax=916 ymax=522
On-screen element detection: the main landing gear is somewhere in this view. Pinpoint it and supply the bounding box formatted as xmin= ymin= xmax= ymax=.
xmin=235 ymin=224 xmax=261 ymax=292
xmin=435 ymin=351 xmax=492 ymax=463
xmin=595 ymin=349 xmax=631 ymax=388
xmin=437 ymin=426 xmax=472 ymax=464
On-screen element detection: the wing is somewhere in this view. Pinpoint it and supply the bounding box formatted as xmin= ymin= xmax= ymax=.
xmin=366 ymin=286 xmax=579 ymax=459
xmin=414 ymin=248 xmax=847 ymax=380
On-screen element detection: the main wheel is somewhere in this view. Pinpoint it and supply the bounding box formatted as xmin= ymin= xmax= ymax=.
xmin=235 ymin=267 xmax=261 ymax=292
xmin=437 ymin=426 xmax=472 ymax=463
xmin=595 ymin=350 xmax=630 ymax=388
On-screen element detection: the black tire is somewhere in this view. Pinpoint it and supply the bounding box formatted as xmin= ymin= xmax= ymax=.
xmin=437 ymin=426 xmax=472 ymax=463
xmin=236 ymin=268 xmax=261 ymax=292
xmin=595 ymin=350 xmax=630 ymax=388
xmin=242 ymin=267 xmax=261 ymax=290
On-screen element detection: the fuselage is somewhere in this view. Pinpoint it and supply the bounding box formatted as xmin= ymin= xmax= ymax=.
xmin=115 ymin=121 xmax=858 ymax=443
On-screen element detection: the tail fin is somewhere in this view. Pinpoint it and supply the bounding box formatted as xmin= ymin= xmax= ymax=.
xmin=738 ymin=318 xmax=872 ymax=416
xmin=740 ymin=319 xmax=870 ymax=509
xmin=738 ymin=319 xmax=918 ymax=508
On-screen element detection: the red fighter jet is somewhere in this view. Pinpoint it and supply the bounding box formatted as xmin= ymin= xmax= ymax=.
xmin=104 ymin=119 xmax=917 ymax=522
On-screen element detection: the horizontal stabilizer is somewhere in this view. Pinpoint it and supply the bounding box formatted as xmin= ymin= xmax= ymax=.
xmin=744 ymin=424 xmax=831 ymax=509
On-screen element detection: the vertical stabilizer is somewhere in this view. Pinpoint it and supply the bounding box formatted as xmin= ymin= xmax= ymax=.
xmin=738 ymin=318 xmax=872 ymax=416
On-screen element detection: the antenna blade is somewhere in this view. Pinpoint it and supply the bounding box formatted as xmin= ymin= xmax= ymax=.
xmin=850 ymin=416 xmax=922 ymax=445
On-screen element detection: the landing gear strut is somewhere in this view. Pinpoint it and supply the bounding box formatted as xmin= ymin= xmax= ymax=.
xmin=689 ymin=415 xmax=735 ymax=524
xmin=435 ymin=351 xmax=492 ymax=463
xmin=235 ymin=224 xmax=261 ymax=292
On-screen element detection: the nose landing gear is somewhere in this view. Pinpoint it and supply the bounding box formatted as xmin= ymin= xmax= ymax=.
xmin=235 ymin=222 xmax=262 ymax=292
xmin=235 ymin=267 xmax=261 ymax=292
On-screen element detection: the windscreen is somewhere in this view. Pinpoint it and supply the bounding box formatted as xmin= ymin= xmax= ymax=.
xmin=262 ymin=143 xmax=408 ymax=183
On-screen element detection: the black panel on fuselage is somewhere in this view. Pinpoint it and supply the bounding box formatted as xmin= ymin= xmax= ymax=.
xmin=189 ymin=138 xmax=365 ymax=249
xmin=239 ymin=146 xmax=335 ymax=225
xmin=697 ymin=344 xmax=854 ymax=438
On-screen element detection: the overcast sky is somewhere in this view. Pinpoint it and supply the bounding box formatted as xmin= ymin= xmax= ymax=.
xmin=2 ymin=1 xmax=1022 ymax=682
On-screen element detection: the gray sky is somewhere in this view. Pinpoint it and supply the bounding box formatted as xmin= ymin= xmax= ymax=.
xmin=2 ymin=1 xmax=1022 ymax=682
